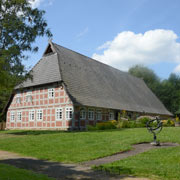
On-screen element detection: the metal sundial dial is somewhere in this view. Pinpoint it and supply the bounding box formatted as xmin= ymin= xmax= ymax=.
xmin=146 ymin=117 xmax=163 ymax=146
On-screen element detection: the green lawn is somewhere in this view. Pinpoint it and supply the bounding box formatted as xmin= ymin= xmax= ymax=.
xmin=0 ymin=163 xmax=54 ymax=180
xmin=95 ymin=146 xmax=180 ymax=180
xmin=91 ymin=127 xmax=180 ymax=180
xmin=0 ymin=128 xmax=152 ymax=163
xmin=0 ymin=128 xmax=179 ymax=163
xmin=0 ymin=128 xmax=180 ymax=179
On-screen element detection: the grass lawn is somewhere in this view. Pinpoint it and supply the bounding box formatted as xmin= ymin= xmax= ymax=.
xmin=0 ymin=128 xmax=153 ymax=163
xmin=0 ymin=128 xmax=180 ymax=179
xmin=90 ymin=127 xmax=180 ymax=180
xmin=0 ymin=127 xmax=179 ymax=163
xmin=95 ymin=146 xmax=180 ymax=180
xmin=0 ymin=163 xmax=54 ymax=180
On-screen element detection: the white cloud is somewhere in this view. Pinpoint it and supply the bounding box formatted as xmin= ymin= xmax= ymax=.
xmin=29 ymin=0 xmax=44 ymax=8
xmin=92 ymin=29 xmax=180 ymax=72
xmin=173 ymin=64 xmax=180 ymax=73
xmin=97 ymin=41 xmax=111 ymax=50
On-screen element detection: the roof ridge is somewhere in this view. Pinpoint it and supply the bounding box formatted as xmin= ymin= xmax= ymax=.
xmin=51 ymin=42 xmax=64 ymax=82
xmin=52 ymin=42 xmax=141 ymax=81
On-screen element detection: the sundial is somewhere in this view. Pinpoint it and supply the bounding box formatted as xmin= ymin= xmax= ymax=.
xmin=146 ymin=117 xmax=163 ymax=146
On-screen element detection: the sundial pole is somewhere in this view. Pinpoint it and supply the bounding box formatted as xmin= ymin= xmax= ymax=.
xmin=146 ymin=116 xmax=163 ymax=146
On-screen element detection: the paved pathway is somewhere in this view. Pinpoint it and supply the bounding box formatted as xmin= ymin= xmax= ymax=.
xmin=82 ymin=142 xmax=179 ymax=166
xmin=0 ymin=142 xmax=179 ymax=180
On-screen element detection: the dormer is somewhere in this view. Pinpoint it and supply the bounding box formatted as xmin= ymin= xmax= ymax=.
xmin=43 ymin=40 xmax=56 ymax=56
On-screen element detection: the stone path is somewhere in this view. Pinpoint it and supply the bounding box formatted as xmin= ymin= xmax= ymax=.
xmin=0 ymin=142 xmax=179 ymax=180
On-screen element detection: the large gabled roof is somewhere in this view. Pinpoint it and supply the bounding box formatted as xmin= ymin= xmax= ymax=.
xmin=14 ymin=41 xmax=172 ymax=116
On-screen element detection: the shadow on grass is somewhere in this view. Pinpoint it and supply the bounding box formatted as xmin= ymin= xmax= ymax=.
xmin=6 ymin=128 xmax=126 ymax=136
xmin=0 ymin=158 xmax=131 ymax=180
xmin=95 ymin=165 xmax=132 ymax=176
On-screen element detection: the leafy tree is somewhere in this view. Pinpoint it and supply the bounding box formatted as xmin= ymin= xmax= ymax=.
xmin=157 ymin=74 xmax=180 ymax=114
xmin=128 ymin=65 xmax=160 ymax=93
xmin=0 ymin=0 xmax=52 ymax=120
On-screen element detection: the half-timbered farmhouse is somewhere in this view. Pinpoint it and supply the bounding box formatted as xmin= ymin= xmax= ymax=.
xmin=5 ymin=41 xmax=172 ymax=130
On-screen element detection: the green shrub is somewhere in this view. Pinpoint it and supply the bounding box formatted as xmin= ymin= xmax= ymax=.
xmin=129 ymin=121 xmax=137 ymax=128
xmin=137 ymin=117 xmax=150 ymax=127
xmin=116 ymin=118 xmax=151 ymax=129
xmin=109 ymin=120 xmax=118 ymax=125
xmin=138 ymin=117 xmax=150 ymax=124
xmin=116 ymin=120 xmax=130 ymax=128
xmin=162 ymin=119 xmax=175 ymax=127
xmin=87 ymin=125 xmax=97 ymax=131
xmin=96 ymin=121 xmax=116 ymax=130
xmin=87 ymin=121 xmax=117 ymax=131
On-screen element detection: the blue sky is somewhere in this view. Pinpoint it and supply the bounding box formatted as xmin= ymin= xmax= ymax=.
xmin=27 ymin=0 xmax=180 ymax=80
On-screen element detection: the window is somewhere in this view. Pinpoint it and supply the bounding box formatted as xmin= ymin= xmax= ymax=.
xmin=37 ymin=110 xmax=43 ymax=121
xmin=29 ymin=110 xmax=35 ymax=121
xmin=80 ymin=108 xmax=86 ymax=119
xmin=17 ymin=111 xmax=22 ymax=121
xmin=26 ymin=95 xmax=32 ymax=102
xmin=88 ymin=109 xmax=94 ymax=120
xmin=109 ymin=112 xmax=114 ymax=120
xmin=16 ymin=97 xmax=21 ymax=104
xmin=48 ymin=88 xmax=54 ymax=98
xmin=66 ymin=107 xmax=73 ymax=120
xmin=16 ymin=93 xmax=21 ymax=104
xmin=96 ymin=110 xmax=102 ymax=120
xmin=26 ymin=92 xmax=32 ymax=102
xmin=56 ymin=108 xmax=63 ymax=120
xmin=10 ymin=112 xmax=15 ymax=122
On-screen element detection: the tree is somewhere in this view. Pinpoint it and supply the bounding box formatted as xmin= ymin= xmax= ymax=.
xmin=0 ymin=0 xmax=52 ymax=120
xmin=128 ymin=65 xmax=160 ymax=93
xmin=157 ymin=74 xmax=180 ymax=114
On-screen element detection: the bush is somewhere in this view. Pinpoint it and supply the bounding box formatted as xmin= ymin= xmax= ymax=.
xmin=116 ymin=118 xmax=151 ymax=129
xmin=138 ymin=117 xmax=150 ymax=125
xmin=116 ymin=120 xmax=133 ymax=128
xmin=162 ymin=119 xmax=175 ymax=127
xmin=116 ymin=120 xmax=130 ymax=128
xmin=96 ymin=121 xmax=116 ymax=130
xmin=175 ymin=116 xmax=180 ymax=122
xmin=87 ymin=118 xmax=175 ymax=130
xmin=87 ymin=121 xmax=117 ymax=131
xmin=87 ymin=125 xmax=97 ymax=131
xmin=109 ymin=120 xmax=118 ymax=125
xmin=129 ymin=121 xmax=137 ymax=128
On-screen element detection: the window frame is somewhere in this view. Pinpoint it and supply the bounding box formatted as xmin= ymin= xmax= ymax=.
xmin=10 ymin=111 xmax=15 ymax=122
xmin=80 ymin=108 xmax=86 ymax=120
xmin=29 ymin=110 xmax=35 ymax=121
xmin=17 ymin=111 xmax=22 ymax=121
xmin=65 ymin=107 xmax=73 ymax=120
xmin=16 ymin=97 xmax=21 ymax=104
xmin=88 ymin=108 xmax=94 ymax=120
xmin=96 ymin=109 xmax=102 ymax=121
xmin=37 ymin=109 xmax=43 ymax=121
xmin=15 ymin=93 xmax=21 ymax=104
xmin=109 ymin=111 xmax=114 ymax=120
xmin=26 ymin=91 xmax=33 ymax=103
xmin=48 ymin=88 xmax=55 ymax=99
xmin=56 ymin=108 xmax=63 ymax=121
